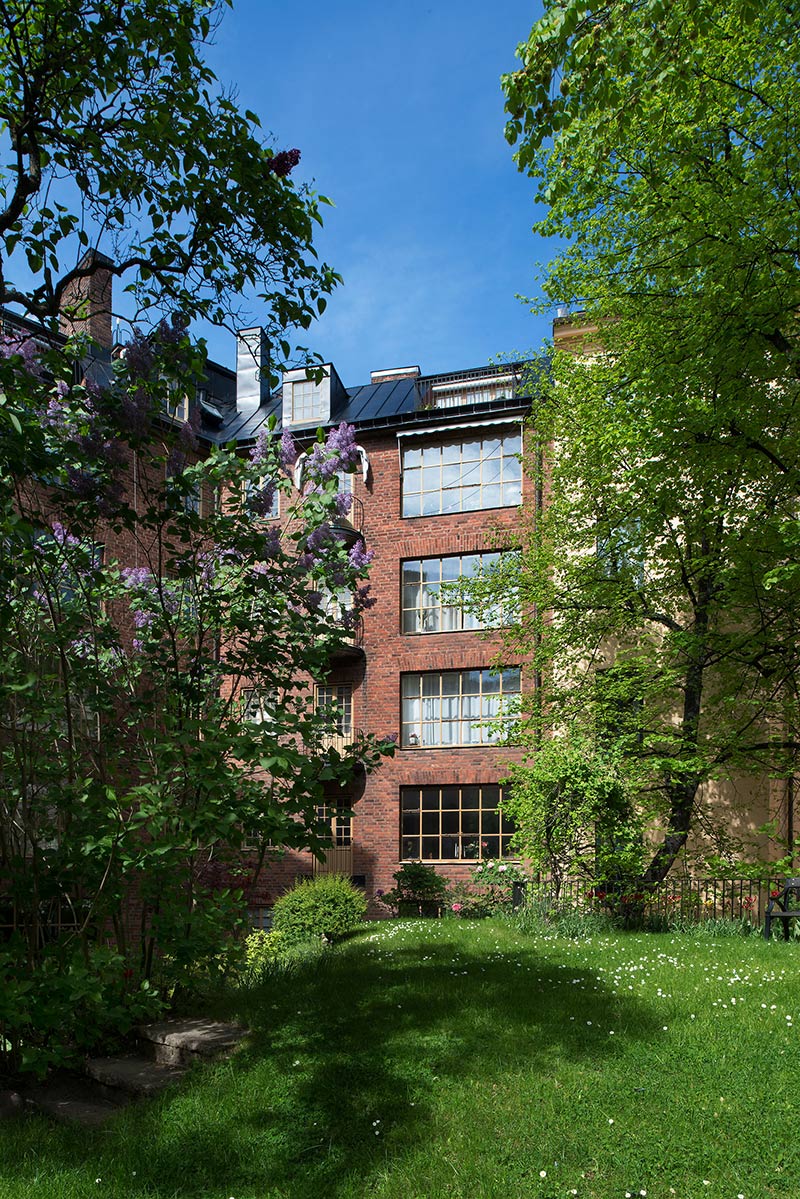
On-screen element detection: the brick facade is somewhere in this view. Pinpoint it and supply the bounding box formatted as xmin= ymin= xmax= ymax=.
xmin=238 ymin=375 xmax=531 ymax=918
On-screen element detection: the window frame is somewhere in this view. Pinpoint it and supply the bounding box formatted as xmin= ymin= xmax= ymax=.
xmin=400 ymin=667 xmax=520 ymax=748
xmin=290 ymin=379 xmax=325 ymax=424
xmin=400 ymin=429 xmax=522 ymax=518
xmin=400 ymin=551 xmax=512 ymax=635
xmin=400 ymin=783 xmax=515 ymax=862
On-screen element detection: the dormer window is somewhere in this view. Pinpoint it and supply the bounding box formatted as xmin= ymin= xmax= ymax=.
xmin=281 ymin=364 xmax=347 ymax=428
xmin=290 ymin=379 xmax=324 ymax=424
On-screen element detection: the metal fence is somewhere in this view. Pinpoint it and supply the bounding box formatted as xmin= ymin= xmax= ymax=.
xmin=522 ymin=875 xmax=784 ymax=925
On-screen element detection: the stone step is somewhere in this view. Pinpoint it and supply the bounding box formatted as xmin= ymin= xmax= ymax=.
xmin=85 ymin=1055 xmax=186 ymax=1097
xmin=137 ymin=1017 xmax=248 ymax=1067
xmin=18 ymin=1072 xmax=131 ymax=1127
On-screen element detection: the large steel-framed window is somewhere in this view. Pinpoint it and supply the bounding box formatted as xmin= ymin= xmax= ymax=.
xmin=401 ymin=668 xmax=519 ymax=747
xmin=401 ymin=430 xmax=521 ymax=517
xmin=401 ymin=551 xmax=509 ymax=634
xmin=400 ymin=784 xmax=514 ymax=861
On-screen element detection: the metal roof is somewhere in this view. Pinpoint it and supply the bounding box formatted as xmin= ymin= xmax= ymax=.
xmin=201 ymin=362 xmax=539 ymax=448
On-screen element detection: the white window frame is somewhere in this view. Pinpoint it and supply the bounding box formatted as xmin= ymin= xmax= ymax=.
xmin=401 ymin=668 xmax=520 ymax=748
xmin=400 ymin=429 xmax=522 ymax=517
xmin=401 ymin=551 xmax=511 ymax=634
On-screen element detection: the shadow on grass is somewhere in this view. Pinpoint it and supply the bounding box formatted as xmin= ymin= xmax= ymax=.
xmin=0 ymin=921 xmax=661 ymax=1198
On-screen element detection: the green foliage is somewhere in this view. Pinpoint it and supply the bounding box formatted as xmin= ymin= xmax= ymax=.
xmin=0 ymin=3 xmax=392 ymax=1072
xmin=0 ymin=0 xmax=339 ymax=350
xmin=271 ymin=875 xmax=367 ymax=946
xmin=503 ymin=733 xmax=646 ymax=889
xmin=496 ymin=0 xmax=800 ymax=886
xmin=379 ymin=862 xmax=449 ymax=915
xmin=468 ymin=858 xmax=527 ymax=914
xmin=0 ymin=944 xmax=162 ymax=1076
xmin=241 ymin=930 xmax=288 ymax=984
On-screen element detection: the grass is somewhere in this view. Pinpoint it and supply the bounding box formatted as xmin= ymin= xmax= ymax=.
xmin=1 ymin=917 xmax=799 ymax=1198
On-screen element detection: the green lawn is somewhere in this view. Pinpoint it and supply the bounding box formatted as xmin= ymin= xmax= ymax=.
xmin=1 ymin=918 xmax=798 ymax=1199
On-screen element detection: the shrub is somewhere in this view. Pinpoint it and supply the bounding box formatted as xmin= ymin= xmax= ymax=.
xmin=272 ymin=875 xmax=367 ymax=945
xmin=379 ymin=861 xmax=449 ymax=916
xmin=470 ymin=859 xmax=527 ymax=913
xmin=241 ymin=930 xmax=288 ymax=983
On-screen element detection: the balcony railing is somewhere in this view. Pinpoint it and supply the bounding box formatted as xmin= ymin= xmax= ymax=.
xmin=328 ymin=615 xmax=365 ymax=663
xmin=416 ymin=366 xmax=524 ymax=411
xmin=330 ymin=496 xmax=364 ymax=549
xmin=319 ymin=726 xmax=363 ymax=754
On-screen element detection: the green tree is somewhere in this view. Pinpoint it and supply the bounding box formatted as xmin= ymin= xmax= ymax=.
xmin=1 ymin=326 xmax=389 ymax=1074
xmin=0 ymin=1 xmax=385 ymax=1073
xmin=495 ymin=0 xmax=800 ymax=885
xmin=0 ymin=0 xmax=337 ymax=341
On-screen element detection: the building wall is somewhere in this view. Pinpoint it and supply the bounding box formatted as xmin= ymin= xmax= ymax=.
xmin=242 ymin=416 xmax=529 ymax=918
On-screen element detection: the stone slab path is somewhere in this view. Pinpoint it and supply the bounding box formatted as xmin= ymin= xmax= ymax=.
xmin=2 ymin=1017 xmax=249 ymax=1127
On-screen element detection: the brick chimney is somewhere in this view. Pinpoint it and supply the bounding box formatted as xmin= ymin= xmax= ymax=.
xmin=58 ymin=250 xmax=114 ymax=350
xmin=370 ymin=365 xmax=420 ymax=384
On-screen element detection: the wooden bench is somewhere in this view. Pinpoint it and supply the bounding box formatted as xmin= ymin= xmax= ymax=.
xmin=764 ymin=878 xmax=800 ymax=940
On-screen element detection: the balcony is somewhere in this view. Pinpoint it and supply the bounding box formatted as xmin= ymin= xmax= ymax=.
xmin=328 ymin=615 xmax=365 ymax=666
xmin=319 ymin=726 xmax=363 ymax=755
xmin=417 ymin=366 xmax=522 ymax=411
xmin=330 ymin=496 xmax=364 ymax=550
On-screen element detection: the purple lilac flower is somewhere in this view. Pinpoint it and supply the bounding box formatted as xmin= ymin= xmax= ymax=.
xmin=325 ymin=423 xmax=360 ymax=472
xmin=119 ymin=388 xmax=151 ymax=437
xmin=248 ymin=479 xmax=277 ymax=517
xmin=121 ymin=566 xmax=153 ymax=588
xmin=66 ymin=467 xmax=97 ymax=499
xmin=250 ymin=429 xmax=270 ymax=466
xmin=124 ymin=328 xmax=155 ymax=380
xmin=198 ymin=553 xmax=216 ymax=586
xmin=0 ymin=334 xmax=40 ymax=375
xmin=348 ymin=542 xmax=374 ymax=573
xmin=280 ymin=430 xmax=297 ymax=473
xmin=167 ymin=446 xmax=186 ymax=476
xmin=262 ymin=525 xmax=282 ymax=558
xmin=353 ymin=584 xmax=376 ymax=612
xmin=41 ymin=393 xmax=68 ymax=431
xmin=305 ymin=523 xmax=332 ymax=556
xmin=333 ymin=491 xmax=353 ymax=517
xmin=269 ymin=148 xmax=301 ymax=177
xmin=179 ymin=410 xmax=200 ymax=454
xmin=50 ymin=522 xmax=79 ymax=548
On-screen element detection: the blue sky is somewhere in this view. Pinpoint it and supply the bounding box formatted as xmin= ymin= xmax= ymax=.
xmin=203 ymin=0 xmax=552 ymax=387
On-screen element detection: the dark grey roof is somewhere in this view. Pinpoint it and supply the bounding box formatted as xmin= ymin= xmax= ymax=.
xmin=201 ymin=362 xmax=539 ymax=448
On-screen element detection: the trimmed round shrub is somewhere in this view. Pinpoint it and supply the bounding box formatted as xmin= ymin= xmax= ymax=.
xmin=272 ymin=874 xmax=367 ymax=945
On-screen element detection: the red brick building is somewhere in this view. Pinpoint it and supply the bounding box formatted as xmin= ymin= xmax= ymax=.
xmin=222 ymin=341 xmax=532 ymax=919
xmin=7 ymin=264 xmax=532 ymax=922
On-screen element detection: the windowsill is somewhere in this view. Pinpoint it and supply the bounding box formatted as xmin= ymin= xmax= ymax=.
xmin=400 ymin=627 xmax=510 ymax=637
xmin=401 ymin=503 xmax=521 ymax=520
xmin=401 ymin=743 xmax=506 ymax=751
xmin=399 ymin=858 xmax=522 ymax=866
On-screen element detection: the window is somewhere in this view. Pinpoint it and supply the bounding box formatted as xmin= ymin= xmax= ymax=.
xmin=316 ymin=684 xmax=353 ymax=751
xmin=400 ymin=784 xmax=514 ymax=860
xmin=245 ymin=476 xmax=279 ymax=519
xmin=165 ymin=461 xmax=201 ymax=515
xmin=429 ymin=374 xmax=516 ymax=409
xmin=316 ymin=803 xmax=352 ymax=847
xmin=401 ymin=552 xmax=512 ymax=633
xmin=240 ymin=688 xmax=274 ymax=725
xmin=401 ymin=431 xmax=521 ymax=517
xmin=290 ymin=379 xmax=325 ymax=424
xmin=401 ymin=668 xmax=519 ymax=747
xmin=248 ymin=906 xmax=273 ymax=930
